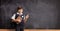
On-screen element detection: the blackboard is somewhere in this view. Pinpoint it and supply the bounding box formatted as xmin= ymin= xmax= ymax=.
xmin=0 ymin=0 xmax=60 ymax=29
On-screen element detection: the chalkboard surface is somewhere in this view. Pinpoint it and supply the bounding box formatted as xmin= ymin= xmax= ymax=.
xmin=0 ymin=0 xmax=60 ymax=29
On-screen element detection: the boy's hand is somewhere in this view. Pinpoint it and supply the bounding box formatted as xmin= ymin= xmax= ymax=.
xmin=15 ymin=16 xmax=22 ymax=24
xmin=26 ymin=14 xmax=29 ymax=19
xmin=24 ymin=14 xmax=29 ymax=22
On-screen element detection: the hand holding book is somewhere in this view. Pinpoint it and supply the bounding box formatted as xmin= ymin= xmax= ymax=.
xmin=15 ymin=16 xmax=22 ymax=24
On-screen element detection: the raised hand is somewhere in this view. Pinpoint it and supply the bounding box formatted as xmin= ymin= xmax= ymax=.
xmin=24 ymin=14 xmax=29 ymax=22
xmin=25 ymin=14 xmax=29 ymax=19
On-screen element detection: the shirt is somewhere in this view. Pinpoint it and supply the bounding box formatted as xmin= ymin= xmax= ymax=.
xmin=11 ymin=12 xmax=24 ymax=20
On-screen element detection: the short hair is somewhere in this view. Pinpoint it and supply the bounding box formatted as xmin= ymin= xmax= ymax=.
xmin=17 ymin=6 xmax=23 ymax=10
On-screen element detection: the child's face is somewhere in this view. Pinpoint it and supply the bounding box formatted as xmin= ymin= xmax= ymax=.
xmin=18 ymin=9 xmax=23 ymax=13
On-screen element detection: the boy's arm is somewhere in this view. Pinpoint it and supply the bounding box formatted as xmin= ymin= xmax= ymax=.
xmin=11 ymin=14 xmax=16 ymax=22
xmin=24 ymin=14 xmax=29 ymax=22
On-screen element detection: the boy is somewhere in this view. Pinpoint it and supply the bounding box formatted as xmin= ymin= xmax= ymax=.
xmin=11 ymin=6 xmax=29 ymax=31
